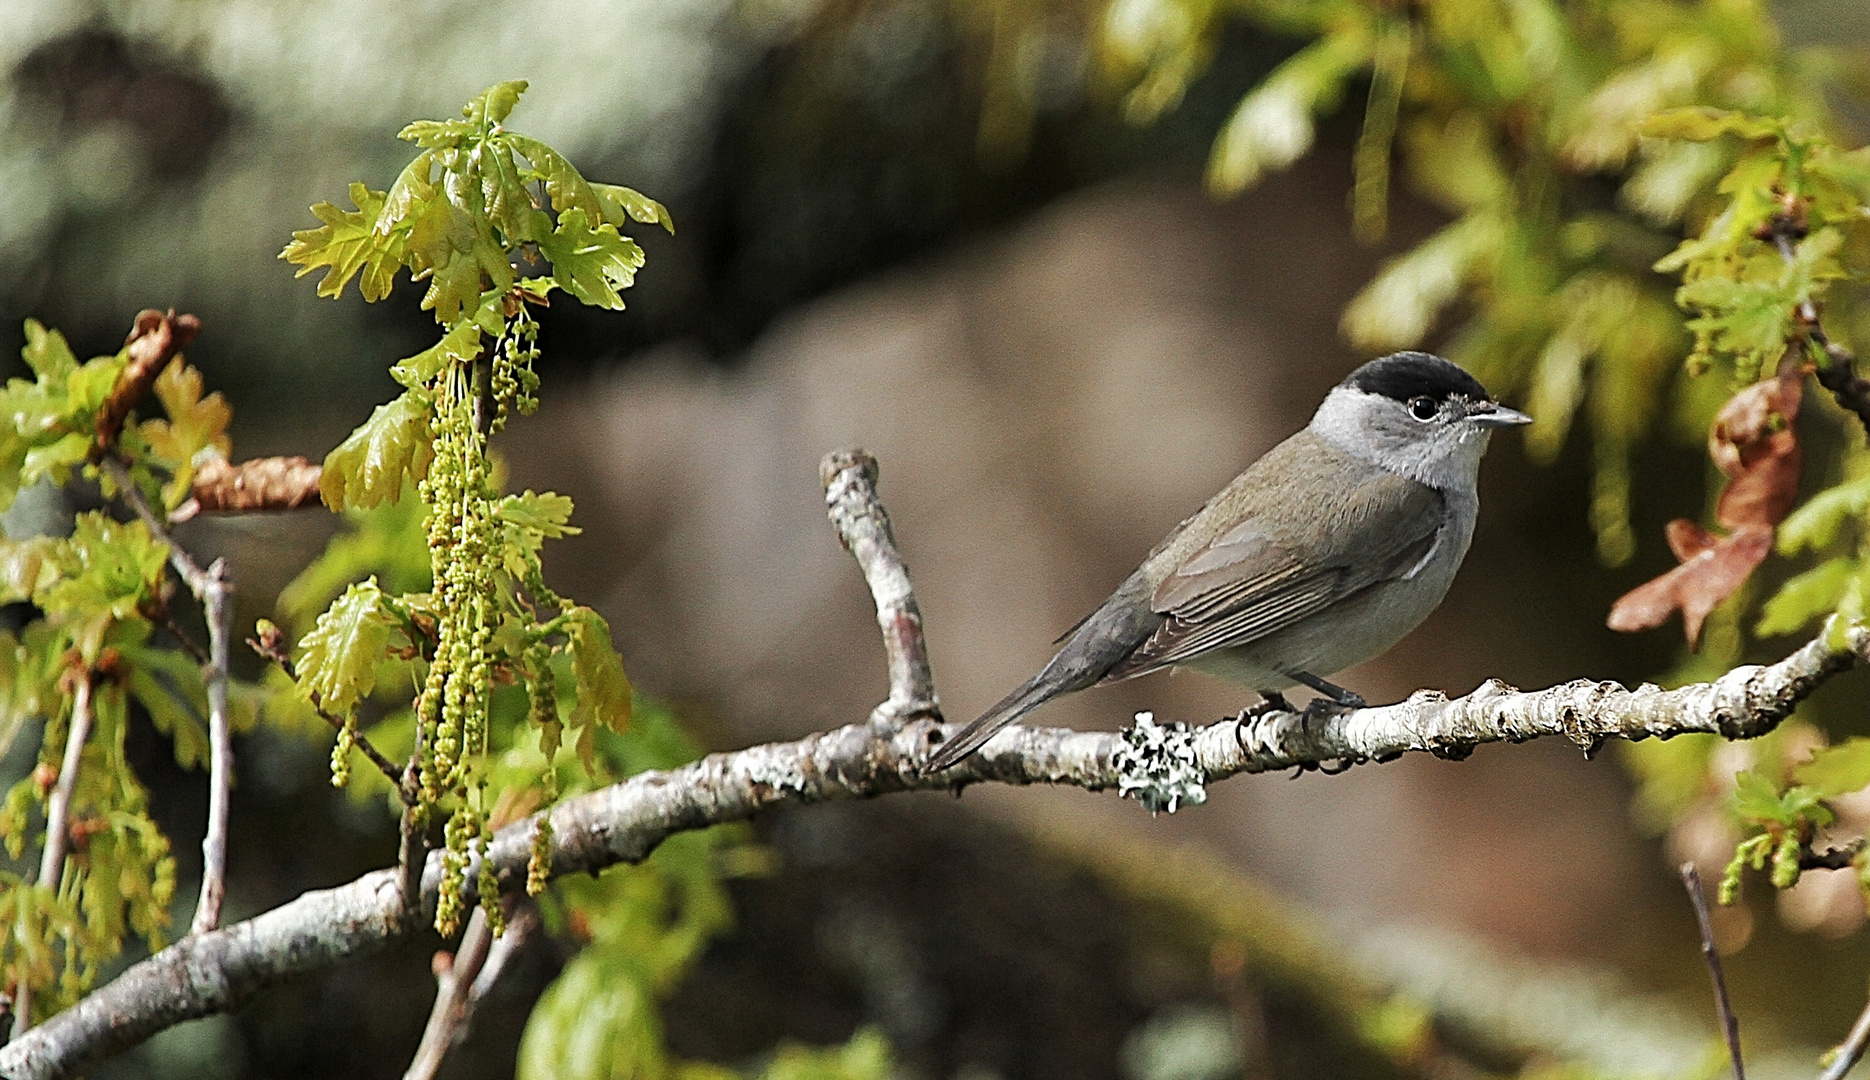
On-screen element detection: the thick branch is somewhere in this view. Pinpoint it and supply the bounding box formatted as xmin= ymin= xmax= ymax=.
xmin=90 ymin=310 xmax=200 ymax=462
xmin=4 ymin=622 xmax=1862 ymax=1078
xmin=820 ymin=449 xmax=940 ymax=728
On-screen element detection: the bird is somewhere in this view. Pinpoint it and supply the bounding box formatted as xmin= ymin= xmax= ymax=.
xmin=925 ymin=351 xmax=1531 ymax=771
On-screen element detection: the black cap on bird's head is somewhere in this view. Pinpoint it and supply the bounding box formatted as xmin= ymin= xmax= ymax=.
xmin=1345 ymin=351 xmax=1491 ymax=404
xmin=1341 ymin=351 xmax=1530 ymax=429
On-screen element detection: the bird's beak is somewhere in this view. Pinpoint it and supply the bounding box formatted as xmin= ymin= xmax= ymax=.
xmin=1468 ymin=402 xmax=1533 ymax=428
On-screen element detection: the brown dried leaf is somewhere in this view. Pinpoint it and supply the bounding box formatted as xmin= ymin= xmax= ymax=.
xmin=1608 ymin=525 xmax=1773 ymax=647
xmin=1608 ymin=365 xmax=1804 ymax=647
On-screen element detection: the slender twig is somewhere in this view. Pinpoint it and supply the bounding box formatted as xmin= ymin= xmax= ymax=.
xmin=402 ymin=902 xmax=536 ymax=1080
xmin=1682 ymin=864 xmax=1744 ymax=1080
xmin=247 ymin=634 xmax=406 ymax=793
xmin=158 ymin=613 xmax=211 ymax=667
xmin=1820 ymin=991 xmax=1870 ymax=1080
xmin=820 ymin=449 xmax=940 ymax=730
xmin=404 ymin=906 xmax=493 ymax=1080
xmin=190 ymin=560 xmax=233 ymax=935
xmin=102 ymin=459 xmax=237 ymax=936
xmin=12 ymin=672 xmax=95 ymax=1041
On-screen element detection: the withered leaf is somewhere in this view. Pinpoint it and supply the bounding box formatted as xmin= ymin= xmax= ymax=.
xmin=1608 ymin=364 xmax=1804 ymax=647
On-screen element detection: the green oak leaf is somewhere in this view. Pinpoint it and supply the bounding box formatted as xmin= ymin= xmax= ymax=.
xmin=320 ymin=391 xmax=434 ymax=511
xmin=295 ymin=578 xmax=394 ymax=716
xmin=1796 ymin=738 xmax=1870 ymax=799
xmin=591 ymin=184 xmax=675 ymax=234
xmin=564 ymin=606 xmax=631 ymax=772
xmin=535 ymin=208 xmax=645 ymax=311
xmin=281 ymin=182 xmax=404 ymax=302
xmin=391 ymin=322 xmax=484 ymax=390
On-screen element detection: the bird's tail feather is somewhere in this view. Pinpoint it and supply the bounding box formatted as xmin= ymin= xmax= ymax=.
xmin=924 ymin=678 xmax=1056 ymax=771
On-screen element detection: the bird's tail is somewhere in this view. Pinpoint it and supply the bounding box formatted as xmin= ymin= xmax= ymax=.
xmin=923 ymin=676 xmax=1061 ymax=771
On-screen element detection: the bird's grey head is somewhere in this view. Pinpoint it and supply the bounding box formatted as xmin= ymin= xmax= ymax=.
xmin=1308 ymin=352 xmax=1531 ymax=490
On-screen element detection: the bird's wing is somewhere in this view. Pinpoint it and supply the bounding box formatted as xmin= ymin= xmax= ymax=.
xmin=1106 ymin=464 xmax=1443 ymax=678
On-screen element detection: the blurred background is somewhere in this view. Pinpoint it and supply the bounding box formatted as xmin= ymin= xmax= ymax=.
xmin=5 ymin=0 xmax=1870 ymax=1078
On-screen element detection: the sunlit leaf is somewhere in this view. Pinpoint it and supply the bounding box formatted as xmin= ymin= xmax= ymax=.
xmin=1795 ymin=738 xmax=1870 ymax=798
xmin=535 ymin=209 xmax=645 ymax=311
xmin=591 ymin=184 xmax=675 ymax=234
xmin=281 ymin=183 xmax=402 ymax=302
xmin=320 ymin=392 xmax=434 ymax=511
xmin=295 ymin=578 xmax=395 ymax=716
xmin=1206 ymin=31 xmax=1370 ymax=196
xmin=1757 ymin=557 xmax=1854 ymax=637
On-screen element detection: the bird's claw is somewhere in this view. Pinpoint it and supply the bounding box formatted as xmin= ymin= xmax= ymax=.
xmin=1234 ymin=692 xmax=1293 ymax=723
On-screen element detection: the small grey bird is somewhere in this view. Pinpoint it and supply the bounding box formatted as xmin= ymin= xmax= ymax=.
xmin=926 ymin=351 xmax=1530 ymax=771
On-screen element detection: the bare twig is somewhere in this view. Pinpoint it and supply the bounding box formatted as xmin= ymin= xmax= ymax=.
xmin=820 ymin=449 xmax=940 ymax=730
xmin=12 ymin=672 xmax=95 ymax=1041
xmin=90 ymin=310 xmax=201 ymax=463
xmin=102 ymin=458 xmax=236 ymax=936
xmin=1682 ymin=863 xmax=1744 ymax=1080
xmin=1820 ymin=990 xmax=1870 ymax=1080
xmin=6 ymin=451 xmax=1870 ymax=1079
xmin=190 ymin=560 xmax=233 ymax=935
xmin=247 ymin=629 xmax=406 ymax=794
xmin=402 ymin=902 xmax=537 ymax=1080
xmin=179 ymin=456 xmax=323 ymax=519
xmin=404 ymin=907 xmax=493 ymax=1080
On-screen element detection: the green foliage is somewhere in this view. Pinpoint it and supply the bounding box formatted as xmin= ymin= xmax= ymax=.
xmin=318 ymin=392 xmax=434 ymax=512
xmin=1107 ymin=0 xmax=1865 ymax=566
xmin=284 ymin=81 xmax=663 ymax=937
xmin=294 ymin=578 xmax=398 ymax=717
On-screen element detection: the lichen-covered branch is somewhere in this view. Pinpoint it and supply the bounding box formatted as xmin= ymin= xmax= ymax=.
xmin=5 ymin=449 xmax=1868 ymax=1079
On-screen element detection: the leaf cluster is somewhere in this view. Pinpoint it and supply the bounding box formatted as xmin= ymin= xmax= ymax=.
xmin=280 ymin=79 xmax=670 ymax=327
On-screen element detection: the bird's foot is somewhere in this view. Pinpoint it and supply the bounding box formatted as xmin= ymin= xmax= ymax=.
xmin=1234 ymin=692 xmax=1293 ymax=723
xmin=1290 ymin=671 xmax=1365 ymax=710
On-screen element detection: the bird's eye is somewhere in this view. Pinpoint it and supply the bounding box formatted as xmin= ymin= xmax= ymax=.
xmin=1407 ymin=396 xmax=1438 ymax=422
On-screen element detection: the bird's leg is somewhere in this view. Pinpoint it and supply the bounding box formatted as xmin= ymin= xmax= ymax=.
xmin=1234 ymin=691 xmax=1293 ymax=723
xmin=1294 ymin=668 xmax=1368 ymax=717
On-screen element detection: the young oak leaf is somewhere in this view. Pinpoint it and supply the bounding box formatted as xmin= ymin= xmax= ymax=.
xmin=1795 ymin=738 xmax=1870 ymax=799
xmin=320 ymin=391 xmax=434 ymax=511
xmin=141 ymin=359 xmax=233 ymax=510
xmin=564 ymin=606 xmax=631 ymax=773
xmin=591 ymin=183 xmax=675 ymax=234
xmin=534 ymin=208 xmax=645 ymax=311
xmin=497 ymin=490 xmax=579 ymax=578
xmin=281 ymin=182 xmax=404 ymax=302
xmin=295 ymin=578 xmax=395 ymax=716
xmin=1608 ymin=365 xmax=1803 ymax=647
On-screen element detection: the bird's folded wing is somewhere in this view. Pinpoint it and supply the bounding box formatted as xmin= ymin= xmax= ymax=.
xmin=1107 ymin=469 xmax=1443 ymax=677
